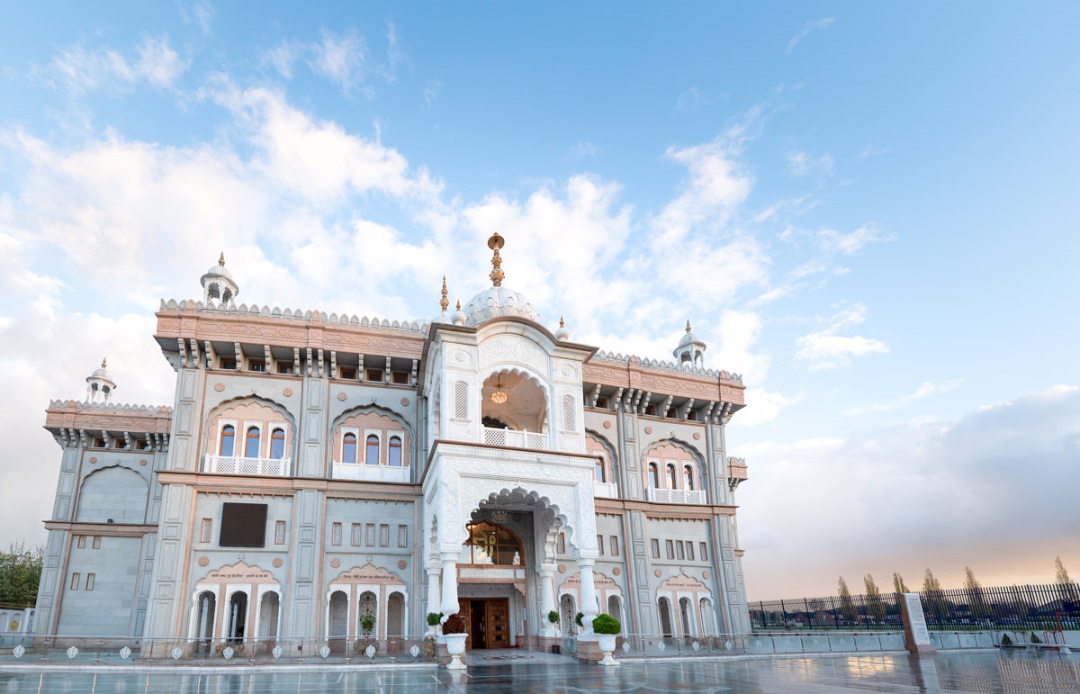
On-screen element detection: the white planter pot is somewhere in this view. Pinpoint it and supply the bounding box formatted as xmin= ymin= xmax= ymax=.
xmin=444 ymin=633 xmax=468 ymax=670
xmin=597 ymin=634 xmax=619 ymax=667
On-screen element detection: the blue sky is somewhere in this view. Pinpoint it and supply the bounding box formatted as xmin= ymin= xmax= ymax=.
xmin=2 ymin=2 xmax=1079 ymax=599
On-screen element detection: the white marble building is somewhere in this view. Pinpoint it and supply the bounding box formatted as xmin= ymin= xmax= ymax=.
xmin=34 ymin=235 xmax=751 ymax=658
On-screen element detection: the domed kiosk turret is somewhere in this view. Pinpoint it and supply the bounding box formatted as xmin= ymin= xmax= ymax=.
xmin=674 ymin=320 xmax=707 ymax=369
xmin=462 ymin=233 xmax=541 ymax=327
xmin=85 ymin=358 xmax=117 ymax=403
xmin=201 ymin=253 xmax=239 ymax=306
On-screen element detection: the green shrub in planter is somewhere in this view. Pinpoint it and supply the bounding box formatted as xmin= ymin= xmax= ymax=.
xmin=360 ymin=614 xmax=376 ymax=634
xmin=548 ymin=610 xmax=560 ymax=624
xmin=575 ymin=612 xmax=584 ymax=627
xmin=592 ymin=614 xmax=621 ymax=635
xmin=427 ymin=612 xmax=443 ymax=626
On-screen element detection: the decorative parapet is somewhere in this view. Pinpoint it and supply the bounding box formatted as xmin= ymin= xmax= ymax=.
xmin=47 ymin=400 xmax=173 ymax=414
xmin=159 ymin=298 xmax=429 ymax=334
xmin=592 ymin=350 xmax=743 ymax=384
xmin=727 ymin=456 xmax=748 ymax=491
xmin=43 ymin=399 xmax=173 ymax=450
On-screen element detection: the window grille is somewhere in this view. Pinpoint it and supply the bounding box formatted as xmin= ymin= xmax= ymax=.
xmin=331 ymin=522 xmax=342 ymax=546
xmin=454 ymin=381 xmax=468 ymax=419
xmin=562 ymin=395 xmax=575 ymax=432
xmin=687 ymin=542 xmax=694 ymax=561
xmin=651 ymin=539 xmax=660 ymax=558
xmin=76 ymin=535 xmax=86 ymax=549
xmin=86 ymin=574 xmax=95 ymax=591
xmin=398 ymin=525 xmax=408 ymax=548
xmin=92 ymin=536 xmax=101 ymax=549
xmin=200 ymin=519 xmax=213 ymax=543
xmin=379 ymin=524 xmax=390 ymax=547
xmin=275 ymin=521 xmax=286 ymax=545
xmin=596 ymin=535 xmax=604 ymax=556
xmin=351 ymin=523 xmax=362 ymax=546
xmin=366 ymin=523 xmax=376 ymax=546
xmin=666 ymin=539 xmax=674 ymax=559
xmin=699 ymin=542 xmax=708 ymax=561
xmin=71 ymin=573 xmax=81 ymax=591
xmin=557 ymin=533 xmax=566 ymax=555
xmin=610 ymin=536 xmax=619 ymax=557
xmin=676 ymin=541 xmax=685 ymax=561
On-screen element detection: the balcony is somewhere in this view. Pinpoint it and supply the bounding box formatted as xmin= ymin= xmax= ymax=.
xmin=482 ymin=426 xmax=547 ymax=451
xmin=331 ymin=462 xmax=410 ymax=484
xmin=203 ymin=455 xmax=291 ymax=477
xmin=593 ymin=481 xmax=618 ymax=498
xmin=647 ymin=488 xmax=707 ymax=505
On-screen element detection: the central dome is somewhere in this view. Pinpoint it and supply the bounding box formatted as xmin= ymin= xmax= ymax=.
xmin=464 ymin=285 xmax=540 ymax=327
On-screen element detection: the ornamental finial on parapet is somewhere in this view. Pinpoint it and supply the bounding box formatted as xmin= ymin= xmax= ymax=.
xmin=440 ymin=276 xmax=449 ymax=313
xmin=488 ymin=232 xmax=505 ymax=287
xmin=219 ymin=252 xmax=225 ymax=267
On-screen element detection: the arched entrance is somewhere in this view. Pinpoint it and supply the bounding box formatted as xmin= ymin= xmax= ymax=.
xmin=194 ymin=591 xmax=215 ymax=655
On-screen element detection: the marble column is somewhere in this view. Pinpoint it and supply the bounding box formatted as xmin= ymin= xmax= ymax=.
xmin=539 ymin=564 xmax=557 ymax=636
xmin=440 ymin=553 xmax=459 ymax=620
xmin=426 ymin=561 xmax=442 ymax=632
xmin=579 ymin=558 xmax=599 ymax=635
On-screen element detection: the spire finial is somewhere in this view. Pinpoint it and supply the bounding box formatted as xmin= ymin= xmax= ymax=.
xmin=456 ymin=300 xmax=461 ymax=311
xmin=440 ymin=276 xmax=449 ymax=313
xmin=560 ymin=316 xmax=565 ymax=328
xmin=218 ymin=252 xmax=226 ymax=267
xmin=101 ymin=357 xmax=107 ymax=368
xmin=487 ymin=232 xmax=505 ymax=287
xmin=686 ymin=319 xmax=692 ymax=333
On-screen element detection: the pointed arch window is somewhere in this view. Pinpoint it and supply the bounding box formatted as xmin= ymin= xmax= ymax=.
xmin=342 ymin=433 xmax=357 ymax=464
xmin=683 ymin=465 xmax=694 ymax=491
xmin=648 ymin=462 xmax=660 ymax=489
xmin=219 ymin=425 xmax=235 ymax=457
xmin=665 ymin=464 xmax=678 ymax=490
xmin=366 ymin=435 xmax=380 ymax=466
xmin=270 ymin=428 xmax=285 ymax=460
xmin=388 ymin=436 xmax=403 ymax=467
xmin=245 ymin=427 xmax=261 ymax=458
xmin=594 ymin=456 xmax=606 ymax=483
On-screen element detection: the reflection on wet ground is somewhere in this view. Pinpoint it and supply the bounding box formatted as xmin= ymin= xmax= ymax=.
xmin=0 ymin=649 xmax=1078 ymax=693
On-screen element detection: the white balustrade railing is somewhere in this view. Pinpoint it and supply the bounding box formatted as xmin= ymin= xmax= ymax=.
xmin=482 ymin=426 xmax=548 ymax=451
xmin=593 ymin=481 xmax=618 ymax=498
xmin=647 ymin=487 xmax=706 ymax=505
xmin=203 ymin=455 xmax=291 ymax=477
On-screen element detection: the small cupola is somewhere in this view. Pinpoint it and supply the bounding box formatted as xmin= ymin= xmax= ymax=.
xmin=85 ymin=358 xmax=117 ymax=403
xmin=200 ymin=252 xmax=239 ymax=306
xmin=673 ymin=320 xmax=707 ymax=369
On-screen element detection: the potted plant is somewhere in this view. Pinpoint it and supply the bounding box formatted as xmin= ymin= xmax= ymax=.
xmin=427 ymin=612 xmax=443 ymax=635
xmin=592 ymin=614 xmax=621 ymax=667
xmin=354 ymin=613 xmax=378 ymax=655
xmin=548 ymin=610 xmax=560 ymax=628
xmin=360 ymin=613 xmax=376 ymax=635
xmin=442 ymin=613 xmax=468 ymax=670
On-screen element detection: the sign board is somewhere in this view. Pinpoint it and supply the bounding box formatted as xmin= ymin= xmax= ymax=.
xmin=900 ymin=592 xmax=936 ymax=655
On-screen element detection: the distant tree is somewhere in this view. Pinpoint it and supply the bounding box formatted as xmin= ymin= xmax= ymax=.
xmin=1054 ymin=556 xmax=1079 ymax=604
xmin=0 ymin=542 xmax=44 ymax=607
xmin=837 ymin=576 xmax=857 ymax=622
xmin=963 ymin=566 xmax=989 ymax=618
xmin=922 ymin=568 xmax=942 ymax=593
xmin=921 ymin=568 xmax=948 ymax=618
xmin=864 ymin=574 xmax=887 ymax=621
xmin=893 ymin=572 xmax=909 ymax=594
xmin=1055 ymin=556 xmax=1071 ymax=584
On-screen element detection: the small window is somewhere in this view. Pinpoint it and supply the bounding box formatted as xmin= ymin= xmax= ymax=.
xmin=687 ymin=542 xmax=695 ymax=561
xmin=651 ymin=539 xmax=660 ymax=558
xmin=351 ymin=523 xmax=362 ymax=546
xmin=93 ymin=437 xmax=106 ymax=448
xmin=557 ymin=533 xmax=566 ymax=555
xmin=277 ymin=362 xmax=293 ymax=375
xmin=699 ymin=542 xmax=708 ymax=562
xmin=366 ymin=435 xmax=380 ymax=465
xmin=366 ymin=368 xmax=383 ymax=382
xmin=388 ymin=436 xmax=403 ymax=467
xmin=365 ymin=523 xmax=376 ymax=546
xmin=666 ymin=464 xmax=678 ymax=489
xmin=595 ymin=397 xmax=609 ymax=409
xmin=648 ymin=463 xmax=660 ymax=489
xmin=562 ymin=395 xmax=576 ymax=432
xmin=76 ymin=535 xmax=86 ymax=549
xmin=392 ymin=371 xmax=409 ymax=384
xmin=270 ymin=428 xmax=285 ymax=460
xmin=86 ymin=573 xmax=96 ymax=591
xmin=596 ymin=535 xmax=604 ymax=556
xmin=665 ymin=539 xmax=674 ymax=559
xmin=676 ymin=541 xmax=685 ymax=561
xmin=71 ymin=573 xmax=81 ymax=591
xmin=331 ymin=522 xmax=342 ymax=546
xmin=219 ymin=503 xmax=268 ymax=548
xmin=454 ymin=381 xmax=468 ymax=419
xmin=219 ymin=425 xmax=235 ymax=457
xmin=92 ymin=536 xmax=101 ymax=550
xmin=340 ymin=367 xmax=357 ymax=380
xmin=245 ymin=427 xmax=261 ymax=458
xmin=398 ymin=525 xmax=408 ymax=548
xmin=342 ymin=433 xmax=357 ymax=464
xmin=114 ymin=438 xmax=128 ymax=449
xmin=594 ymin=457 xmax=606 ymax=483
xmin=683 ymin=465 xmax=694 ymax=491
xmin=645 ymin=404 xmax=657 ymax=416
xmin=379 ymin=524 xmax=390 ymax=547
xmin=610 ymin=536 xmax=619 ymax=557
xmin=200 ymin=518 xmax=213 ymax=543
xmin=136 ymin=439 xmax=150 ymax=450
xmin=275 ymin=521 xmax=286 ymax=545
xmin=249 ymin=360 xmax=266 ymax=373
xmin=221 ymin=358 xmax=237 ymax=370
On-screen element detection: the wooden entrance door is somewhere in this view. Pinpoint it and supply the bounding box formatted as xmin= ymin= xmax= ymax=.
xmin=486 ymin=598 xmax=510 ymax=649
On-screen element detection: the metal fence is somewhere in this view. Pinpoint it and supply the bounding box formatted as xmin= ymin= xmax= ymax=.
xmin=750 ymin=583 xmax=1080 ymax=632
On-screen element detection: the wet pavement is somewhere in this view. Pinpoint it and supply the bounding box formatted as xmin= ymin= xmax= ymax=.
xmin=1 ymin=648 xmax=1078 ymax=692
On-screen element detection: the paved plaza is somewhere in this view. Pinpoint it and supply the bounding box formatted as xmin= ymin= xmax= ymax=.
xmin=2 ymin=649 xmax=1079 ymax=692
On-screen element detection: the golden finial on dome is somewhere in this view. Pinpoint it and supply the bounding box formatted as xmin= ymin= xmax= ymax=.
xmin=686 ymin=320 xmax=692 ymax=333
xmin=440 ymin=276 xmax=449 ymax=313
xmin=560 ymin=317 xmax=565 ymax=328
xmin=456 ymin=300 xmax=461 ymax=311
xmin=101 ymin=358 xmax=107 ymax=368
xmin=487 ymin=232 xmax=505 ymax=287
xmin=218 ymin=252 xmax=226 ymax=267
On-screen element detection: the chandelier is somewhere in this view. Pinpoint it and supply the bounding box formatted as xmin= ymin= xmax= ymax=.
xmin=490 ymin=373 xmax=509 ymax=404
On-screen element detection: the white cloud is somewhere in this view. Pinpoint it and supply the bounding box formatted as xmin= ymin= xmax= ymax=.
xmin=787 ymin=150 xmax=834 ymax=176
xmin=795 ymin=304 xmax=889 ymax=370
xmin=676 ymin=86 xmax=724 ymax=112
xmin=566 ymin=141 xmax=599 ymax=161
xmin=845 ymin=379 xmax=961 ymax=415
xmin=423 ymin=80 xmax=442 ymax=109
xmin=736 ymin=388 xmax=803 ymax=427
xmin=178 ymin=0 xmax=215 ymax=36
xmin=310 ymin=30 xmax=368 ymax=93
xmin=819 ymin=225 xmax=893 ymax=255
xmin=264 ymin=25 xmax=402 ymax=94
xmin=785 ymin=17 xmax=835 ymax=56
xmin=49 ymin=35 xmax=188 ymax=94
